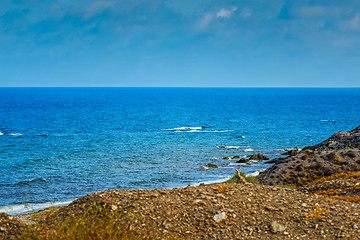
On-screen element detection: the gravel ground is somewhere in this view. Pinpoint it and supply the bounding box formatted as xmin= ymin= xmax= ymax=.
xmin=1 ymin=182 xmax=360 ymax=239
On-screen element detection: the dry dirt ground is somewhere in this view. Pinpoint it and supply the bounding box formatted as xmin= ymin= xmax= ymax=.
xmin=1 ymin=182 xmax=360 ymax=239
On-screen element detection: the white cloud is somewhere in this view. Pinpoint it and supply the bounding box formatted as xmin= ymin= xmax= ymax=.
xmin=346 ymin=13 xmax=360 ymax=30
xmin=240 ymin=8 xmax=251 ymax=18
xmin=198 ymin=13 xmax=214 ymax=28
xmin=197 ymin=6 xmax=238 ymax=29
xmin=83 ymin=1 xmax=115 ymax=19
xmin=216 ymin=7 xmax=237 ymax=18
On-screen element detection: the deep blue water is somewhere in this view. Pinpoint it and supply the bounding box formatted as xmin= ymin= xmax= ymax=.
xmin=0 ymin=88 xmax=359 ymax=214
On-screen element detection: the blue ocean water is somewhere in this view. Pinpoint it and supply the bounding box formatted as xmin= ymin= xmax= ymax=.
xmin=0 ymin=88 xmax=359 ymax=214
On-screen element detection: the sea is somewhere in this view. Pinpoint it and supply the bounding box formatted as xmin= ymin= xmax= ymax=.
xmin=1 ymin=88 xmax=359 ymax=215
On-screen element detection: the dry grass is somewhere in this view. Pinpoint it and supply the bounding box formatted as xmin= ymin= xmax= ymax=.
xmin=19 ymin=200 xmax=137 ymax=240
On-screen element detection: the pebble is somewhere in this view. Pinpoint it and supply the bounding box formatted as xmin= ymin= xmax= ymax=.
xmin=269 ymin=221 xmax=287 ymax=234
xmin=213 ymin=212 xmax=226 ymax=223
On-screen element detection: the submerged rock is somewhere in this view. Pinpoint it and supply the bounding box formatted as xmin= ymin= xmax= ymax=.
xmin=205 ymin=163 xmax=218 ymax=168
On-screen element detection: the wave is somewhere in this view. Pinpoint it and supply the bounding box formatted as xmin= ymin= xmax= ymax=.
xmin=163 ymin=127 xmax=234 ymax=133
xmin=0 ymin=132 xmax=4 ymax=136
xmin=246 ymin=169 xmax=267 ymax=177
xmin=320 ymin=120 xmax=334 ymax=122
xmin=15 ymin=178 xmax=46 ymax=186
xmin=242 ymin=148 xmax=254 ymax=152
xmin=9 ymin=133 xmax=23 ymax=136
xmin=217 ymin=146 xmax=240 ymax=149
xmin=0 ymin=200 xmax=73 ymax=215
xmin=191 ymin=176 xmax=233 ymax=186
xmin=162 ymin=127 xmax=203 ymax=131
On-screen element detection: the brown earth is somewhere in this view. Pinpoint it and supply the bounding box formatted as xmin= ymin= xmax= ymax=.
xmin=1 ymin=183 xmax=360 ymax=239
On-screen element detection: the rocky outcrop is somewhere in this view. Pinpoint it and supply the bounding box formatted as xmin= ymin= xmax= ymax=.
xmin=303 ymin=125 xmax=360 ymax=151
xmin=236 ymin=153 xmax=269 ymax=163
xmin=257 ymin=149 xmax=360 ymax=187
xmin=258 ymin=125 xmax=360 ymax=187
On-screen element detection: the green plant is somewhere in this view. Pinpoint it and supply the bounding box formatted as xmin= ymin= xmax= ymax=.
xmin=226 ymin=171 xmax=259 ymax=184
xmin=345 ymin=147 xmax=351 ymax=149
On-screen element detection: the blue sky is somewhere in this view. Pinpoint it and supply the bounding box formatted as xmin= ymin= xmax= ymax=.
xmin=1 ymin=0 xmax=360 ymax=87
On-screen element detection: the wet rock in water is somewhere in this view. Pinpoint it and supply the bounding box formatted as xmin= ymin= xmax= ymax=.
xmin=231 ymin=156 xmax=240 ymax=159
xmin=213 ymin=212 xmax=226 ymax=223
xmin=222 ymin=157 xmax=230 ymax=160
xmin=282 ymin=147 xmax=298 ymax=156
xmin=249 ymin=153 xmax=270 ymax=161
xmin=205 ymin=163 xmax=218 ymax=168
xmin=269 ymin=221 xmax=286 ymax=233
xmin=236 ymin=158 xmax=248 ymax=163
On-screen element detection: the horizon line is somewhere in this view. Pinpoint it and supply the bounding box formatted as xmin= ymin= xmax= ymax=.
xmin=1 ymin=86 xmax=360 ymax=89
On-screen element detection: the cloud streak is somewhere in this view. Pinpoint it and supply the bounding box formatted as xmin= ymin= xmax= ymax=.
xmin=197 ymin=6 xmax=238 ymax=29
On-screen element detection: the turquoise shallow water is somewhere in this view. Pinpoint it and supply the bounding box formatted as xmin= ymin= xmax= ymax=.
xmin=0 ymin=88 xmax=359 ymax=214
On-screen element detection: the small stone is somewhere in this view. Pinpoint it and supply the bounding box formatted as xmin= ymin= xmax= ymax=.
xmin=213 ymin=212 xmax=226 ymax=223
xmin=111 ymin=205 xmax=118 ymax=211
xmin=353 ymin=224 xmax=358 ymax=229
xmin=269 ymin=221 xmax=287 ymax=234
xmin=0 ymin=227 xmax=6 ymax=232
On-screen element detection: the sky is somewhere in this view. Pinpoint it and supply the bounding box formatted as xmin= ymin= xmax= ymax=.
xmin=1 ymin=0 xmax=360 ymax=87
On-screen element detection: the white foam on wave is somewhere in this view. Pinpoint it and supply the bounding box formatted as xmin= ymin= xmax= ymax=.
xmin=217 ymin=146 xmax=240 ymax=149
xmin=162 ymin=127 xmax=202 ymax=131
xmin=242 ymin=148 xmax=254 ymax=152
xmin=163 ymin=127 xmax=234 ymax=133
xmin=202 ymin=130 xmax=234 ymax=133
xmin=0 ymin=200 xmax=73 ymax=215
xmin=0 ymin=132 xmax=4 ymax=136
xmin=320 ymin=120 xmax=334 ymax=122
xmin=192 ymin=176 xmax=233 ymax=186
xmin=246 ymin=169 xmax=267 ymax=177
xmin=9 ymin=133 xmax=23 ymax=136
xmin=229 ymin=162 xmax=247 ymax=166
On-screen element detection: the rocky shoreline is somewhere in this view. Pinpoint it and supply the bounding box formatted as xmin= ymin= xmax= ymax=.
xmin=1 ymin=126 xmax=360 ymax=239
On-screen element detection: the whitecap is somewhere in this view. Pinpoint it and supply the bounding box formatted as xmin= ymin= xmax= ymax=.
xmin=246 ymin=169 xmax=267 ymax=177
xmin=229 ymin=162 xmax=247 ymax=166
xmin=162 ymin=127 xmax=202 ymax=131
xmin=217 ymin=146 xmax=240 ymax=149
xmin=242 ymin=148 xmax=254 ymax=152
xmin=192 ymin=176 xmax=233 ymax=186
xmin=0 ymin=132 xmax=4 ymax=136
xmin=202 ymin=130 xmax=234 ymax=133
xmin=0 ymin=200 xmax=73 ymax=215
xmin=9 ymin=133 xmax=23 ymax=136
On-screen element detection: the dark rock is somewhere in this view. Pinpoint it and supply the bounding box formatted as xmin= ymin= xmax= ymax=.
xmin=248 ymin=153 xmax=270 ymax=161
xmin=205 ymin=163 xmax=218 ymax=168
xmin=303 ymin=125 xmax=360 ymax=151
xmin=281 ymin=148 xmax=298 ymax=156
xmin=265 ymin=158 xmax=284 ymax=164
xmin=236 ymin=158 xmax=248 ymax=163
xmin=231 ymin=155 xmax=240 ymax=159
xmin=327 ymin=152 xmax=342 ymax=163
